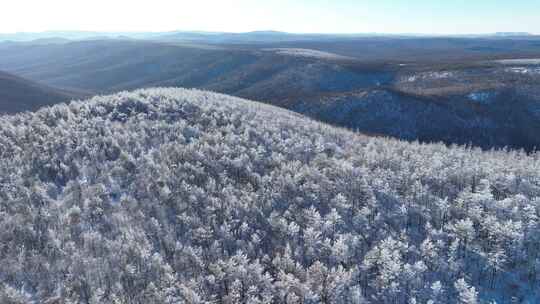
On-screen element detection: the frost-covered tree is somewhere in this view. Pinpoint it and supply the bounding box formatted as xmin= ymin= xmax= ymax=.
xmin=0 ymin=88 xmax=539 ymax=303
xmin=454 ymin=278 xmax=478 ymax=304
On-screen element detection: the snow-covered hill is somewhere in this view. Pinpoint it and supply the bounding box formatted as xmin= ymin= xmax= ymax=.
xmin=1 ymin=89 xmax=539 ymax=303
xmin=264 ymin=48 xmax=355 ymax=60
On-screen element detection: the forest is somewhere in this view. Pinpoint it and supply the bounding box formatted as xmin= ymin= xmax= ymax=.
xmin=1 ymin=88 xmax=540 ymax=303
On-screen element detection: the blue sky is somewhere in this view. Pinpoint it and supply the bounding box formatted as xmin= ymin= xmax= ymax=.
xmin=1 ymin=0 xmax=539 ymax=34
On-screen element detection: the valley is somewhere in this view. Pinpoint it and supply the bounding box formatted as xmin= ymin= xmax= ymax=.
xmin=1 ymin=37 xmax=539 ymax=150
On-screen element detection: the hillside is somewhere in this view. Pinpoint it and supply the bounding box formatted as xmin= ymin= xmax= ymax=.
xmin=0 ymin=40 xmax=376 ymax=96
xmin=1 ymin=88 xmax=539 ymax=303
xmin=0 ymin=71 xmax=82 ymax=113
xmin=292 ymin=84 xmax=540 ymax=151
xmin=1 ymin=40 xmax=540 ymax=150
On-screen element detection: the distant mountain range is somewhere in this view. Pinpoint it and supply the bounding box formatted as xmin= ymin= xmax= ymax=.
xmin=0 ymin=30 xmax=536 ymax=43
xmin=494 ymin=32 xmax=533 ymax=37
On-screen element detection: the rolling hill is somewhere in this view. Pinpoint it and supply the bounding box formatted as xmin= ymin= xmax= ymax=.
xmin=0 ymin=39 xmax=381 ymax=95
xmin=1 ymin=39 xmax=540 ymax=150
xmin=0 ymin=88 xmax=539 ymax=303
xmin=0 ymin=70 xmax=83 ymax=113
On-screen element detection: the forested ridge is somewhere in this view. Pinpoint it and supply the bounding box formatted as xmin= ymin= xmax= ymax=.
xmin=1 ymin=88 xmax=539 ymax=303
xmin=2 ymin=40 xmax=540 ymax=150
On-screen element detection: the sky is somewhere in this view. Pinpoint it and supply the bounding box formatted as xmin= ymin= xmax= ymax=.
xmin=0 ymin=0 xmax=539 ymax=35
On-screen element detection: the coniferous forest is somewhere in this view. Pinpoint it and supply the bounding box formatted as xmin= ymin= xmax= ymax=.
xmin=1 ymin=88 xmax=539 ymax=303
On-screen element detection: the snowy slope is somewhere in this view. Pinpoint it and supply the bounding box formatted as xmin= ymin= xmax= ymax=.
xmin=0 ymin=88 xmax=539 ymax=303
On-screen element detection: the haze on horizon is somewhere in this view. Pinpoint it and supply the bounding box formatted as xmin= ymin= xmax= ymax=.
xmin=0 ymin=0 xmax=539 ymax=35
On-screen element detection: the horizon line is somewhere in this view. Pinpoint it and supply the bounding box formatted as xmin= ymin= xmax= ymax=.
xmin=0 ymin=29 xmax=537 ymax=37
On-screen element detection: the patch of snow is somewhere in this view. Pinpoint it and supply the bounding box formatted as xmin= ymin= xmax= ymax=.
xmin=505 ymin=67 xmax=540 ymax=75
xmin=429 ymin=71 xmax=453 ymax=79
xmin=496 ymin=58 xmax=540 ymax=65
xmin=402 ymin=71 xmax=453 ymax=82
xmin=468 ymin=92 xmax=493 ymax=104
xmin=264 ymin=48 xmax=354 ymax=60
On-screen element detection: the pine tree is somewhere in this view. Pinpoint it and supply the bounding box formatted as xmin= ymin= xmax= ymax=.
xmin=454 ymin=278 xmax=478 ymax=304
